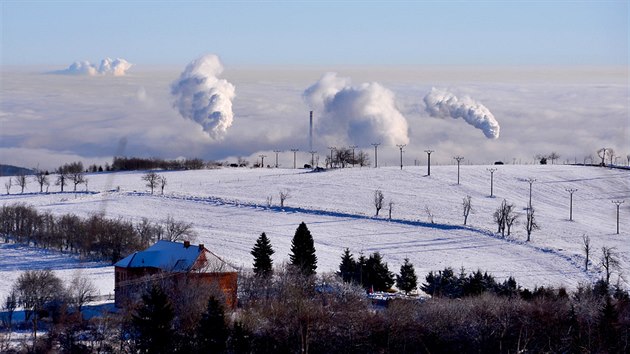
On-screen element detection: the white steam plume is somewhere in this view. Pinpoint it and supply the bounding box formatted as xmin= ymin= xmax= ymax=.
xmin=171 ymin=55 xmax=236 ymax=140
xmin=55 ymin=58 xmax=132 ymax=76
xmin=424 ymin=88 xmax=500 ymax=139
xmin=304 ymin=72 xmax=409 ymax=146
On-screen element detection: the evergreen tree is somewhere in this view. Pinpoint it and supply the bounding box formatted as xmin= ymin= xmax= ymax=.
xmin=337 ymin=248 xmax=357 ymax=283
xmin=196 ymin=297 xmax=228 ymax=354
xmin=396 ymin=258 xmax=417 ymax=295
xmin=289 ymin=222 xmax=317 ymax=276
xmin=355 ymin=253 xmax=368 ymax=287
xmin=251 ymin=232 xmax=274 ymax=277
xmin=365 ymin=252 xmax=394 ymax=292
xmin=132 ymin=285 xmax=175 ymax=354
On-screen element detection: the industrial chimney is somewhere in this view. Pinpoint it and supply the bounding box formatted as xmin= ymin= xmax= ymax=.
xmin=309 ymin=111 xmax=313 ymax=151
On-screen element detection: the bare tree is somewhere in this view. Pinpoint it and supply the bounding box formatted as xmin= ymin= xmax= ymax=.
xmin=356 ymin=150 xmax=370 ymax=167
xmin=142 ymin=171 xmax=159 ymax=194
xmin=33 ymin=170 xmax=49 ymax=193
xmin=279 ymin=189 xmax=290 ymax=208
xmin=548 ymin=152 xmax=560 ymax=164
xmin=582 ymin=234 xmax=591 ymax=271
xmin=159 ymin=175 xmax=167 ymax=195
xmin=11 ymin=270 xmax=65 ymax=344
xmin=16 ymin=173 xmax=27 ymax=194
xmin=70 ymin=171 xmax=86 ymax=192
xmin=266 ymin=195 xmax=273 ymax=208
xmin=4 ymin=178 xmax=12 ymax=195
xmin=424 ymin=205 xmax=435 ymax=224
xmin=55 ymin=168 xmax=68 ymax=192
xmin=493 ymin=199 xmax=518 ymax=237
xmin=68 ymin=272 xmax=97 ymax=315
xmin=162 ymin=215 xmax=196 ymax=242
xmin=462 ymin=195 xmax=472 ymax=225
xmin=600 ymin=246 xmax=620 ymax=284
xmin=374 ymin=189 xmax=384 ymax=216
xmin=388 ymin=200 xmax=394 ymax=220
xmin=524 ymin=206 xmax=539 ymax=241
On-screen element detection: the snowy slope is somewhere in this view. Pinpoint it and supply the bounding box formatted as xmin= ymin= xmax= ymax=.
xmin=0 ymin=164 xmax=628 ymax=301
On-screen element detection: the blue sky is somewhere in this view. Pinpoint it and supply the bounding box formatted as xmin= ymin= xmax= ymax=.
xmin=2 ymin=0 xmax=628 ymax=67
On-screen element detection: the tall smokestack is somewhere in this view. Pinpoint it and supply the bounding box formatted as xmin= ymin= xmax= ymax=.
xmin=309 ymin=111 xmax=313 ymax=151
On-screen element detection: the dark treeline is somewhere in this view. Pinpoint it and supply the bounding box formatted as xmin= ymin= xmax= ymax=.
xmin=111 ymin=157 xmax=210 ymax=171
xmin=0 ymin=204 xmax=192 ymax=263
xmin=4 ymin=266 xmax=628 ymax=354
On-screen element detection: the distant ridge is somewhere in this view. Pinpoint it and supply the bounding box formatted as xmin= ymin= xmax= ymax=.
xmin=0 ymin=164 xmax=35 ymax=177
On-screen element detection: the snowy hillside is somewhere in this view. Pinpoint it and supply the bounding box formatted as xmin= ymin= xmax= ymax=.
xmin=1 ymin=164 xmax=628 ymax=301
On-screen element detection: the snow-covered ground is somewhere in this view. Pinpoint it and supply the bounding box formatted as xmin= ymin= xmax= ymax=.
xmin=0 ymin=164 xmax=628 ymax=302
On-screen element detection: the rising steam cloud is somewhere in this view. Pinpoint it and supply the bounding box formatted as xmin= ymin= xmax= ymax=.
xmin=304 ymin=72 xmax=409 ymax=146
xmin=55 ymin=58 xmax=132 ymax=76
xmin=424 ymin=88 xmax=500 ymax=139
xmin=171 ymin=55 xmax=236 ymax=140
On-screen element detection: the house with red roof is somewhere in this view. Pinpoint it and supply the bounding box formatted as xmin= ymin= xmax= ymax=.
xmin=114 ymin=240 xmax=238 ymax=308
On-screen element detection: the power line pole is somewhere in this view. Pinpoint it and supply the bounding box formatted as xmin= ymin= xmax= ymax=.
xmin=453 ymin=156 xmax=464 ymax=184
xmin=396 ymin=144 xmax=406 ymax=170
xmin=612 ymin=200 xmax=624 ymax=234
xmin=258 ymin=154 xmax=266 ymax=168
xmin=349 ymin=145 xmax=358 ymax=167
xmin=290 ymin=149 xmax=299 ymax=169
xmin=273 ymin=150 xmax=282 ymax=168
xmin=371 ymin=143 xmax=380 ymax=168
xmin=566 ymin=188 xmax=577 ymax=221
xmin=424 ymin=150 xmax=434 ymax=176
xmin=328 ymin=146 xmax=336 ymax=168
xmin=487 ymin=168 xmax=497 ymax=197
xmin=309 ymin=151 xmax=317 ymax=167
xmin=527 ymin=178 xmax=536 ymax=208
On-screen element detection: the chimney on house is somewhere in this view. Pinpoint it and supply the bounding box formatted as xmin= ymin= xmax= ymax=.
xmin=198 ymin=244 xmax=205 ymax=251
xmin=184 ymin=240 xmax=190 ymax=248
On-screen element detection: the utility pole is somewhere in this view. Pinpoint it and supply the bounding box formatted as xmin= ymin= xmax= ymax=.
xmin=309 ymin=151 xmax=317 ymax=167
xmin=259 ymin=154 xmax=266 ymax=168
xmin=566 ymin=188 xmax=577 ymax=221
xmin=453 ymin=156 xmax=464 ymax=184
xmin=396 ymin=144 xmax=406 ymax=170
xmin=290 ymin=149 xmax=299 ymax=169
xmin=487 ymin=168 xmax=497 ymax=197
xmin=273 ymin=150 xmax=282 ymax=168
xmin=349 ymin=145 xmax=358 ymax=167
xmin=424 ymin=150 xmax=434 ymax=176
xmin=612 ymin=200 xmax=624 ymax=234
xmin=328 ymin=146 xmax=336 ymax=168
xmin=527 ymin=178 xmax=536 ymax=208
xmin=371 ymin=143 xmax=380 ymax=168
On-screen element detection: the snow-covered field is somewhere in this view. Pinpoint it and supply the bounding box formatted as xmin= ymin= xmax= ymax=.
xmin=1 ymin=164 xmax=628 ymax=302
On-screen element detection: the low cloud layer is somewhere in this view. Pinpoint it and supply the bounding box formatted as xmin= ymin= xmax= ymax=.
xmin=424 ymin=88 xmax=500 ymax=139
xmin=171 ymin=55 xmax=236 ymax=140
xmin=54 ymin=58 xmax=133 ymax=76
xmin=304 ymin=72 xmax=409 ymax=146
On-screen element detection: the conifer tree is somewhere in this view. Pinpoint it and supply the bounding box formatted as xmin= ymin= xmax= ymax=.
xmin=356 ymin=253 xmax=368 ymax=287
xmin=132 ymin=285 xmax=174 ymax=354
xmin=396 ymin=258 xmax=417 ymax=295
xmin=365 ymin=252 xmax=394 ymax=292
xmin=337 ymin=248 xmax=357 ymax=283
xmin=251 ymin=232 xmax=274 ymax=277
xmin=196 ymin=297 xmax=228 ymax=353
xmin=289 ymin=222 xmax=317 ymax=276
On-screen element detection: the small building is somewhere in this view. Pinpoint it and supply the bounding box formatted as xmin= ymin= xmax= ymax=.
xmin=114 ymin=240 xmax=238 ymax=308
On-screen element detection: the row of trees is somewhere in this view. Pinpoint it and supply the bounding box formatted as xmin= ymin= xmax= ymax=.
xmin=0 ymin=203 xmax=195 ymax=262
xmin=6 ymin=265 xmax=627 ymax=353
xmin=4 ymin=162 xmax=88 ymax=195
xmin=111 ymin=157 xmax=210 ymax=171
